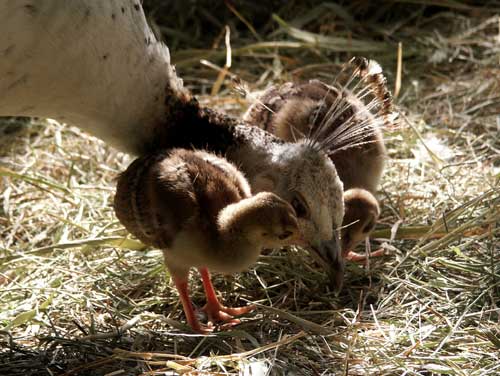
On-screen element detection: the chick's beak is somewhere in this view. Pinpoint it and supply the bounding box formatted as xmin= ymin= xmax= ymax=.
xmin=307 ymin=231 xmax=345 ymax=293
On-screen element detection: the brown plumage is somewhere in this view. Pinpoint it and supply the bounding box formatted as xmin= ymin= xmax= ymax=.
xmin=114 ymin=148 xmax=300 ymax=333
xmin=243 ymin=79 xmax=387 ymax=192
xmin=341 ymin=188 xmax=383 ymax=262
xmin=243 ymin=58 xmax=396 ymax=283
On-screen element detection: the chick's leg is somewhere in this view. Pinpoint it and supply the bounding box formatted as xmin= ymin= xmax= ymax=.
xmin=344 ymin=249 xmax=387 ymax=263
xmin=172 ymin=274 xmax=213 ymax=334
xmin=198 ymin=267 xmax=255 ymax=327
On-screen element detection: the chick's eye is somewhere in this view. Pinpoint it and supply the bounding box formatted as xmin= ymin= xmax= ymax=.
xmin=291 ymin=195 xmax=308 ymax=219
xmin=278 ymin=231 xmax=293 ymax=240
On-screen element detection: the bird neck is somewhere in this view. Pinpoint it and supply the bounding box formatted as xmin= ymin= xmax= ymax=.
xmin=146 ymin=101 xmax=286 ymax=181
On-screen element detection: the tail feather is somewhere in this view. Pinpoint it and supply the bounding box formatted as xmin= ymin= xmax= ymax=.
xmin=348 ymin=57 xmax=399 ymax=131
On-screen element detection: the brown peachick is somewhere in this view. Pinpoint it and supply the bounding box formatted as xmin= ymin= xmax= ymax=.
xmin=114 ymin=148 xmax=301 ymax=333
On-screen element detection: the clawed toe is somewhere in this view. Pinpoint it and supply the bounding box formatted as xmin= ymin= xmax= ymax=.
xmin=218 ymin=318 xmax=243 ymax=330
xmin=204 ymin=308 xmax=234 ymax=324
xmin=197 ymin=268 xmax=255 ymax=332
xmin=220 ymin=304 xmax=256 ymax=316
xmin=345 ymin=248 xmax=387 ymax=263
xmin=202 ymin=303 xmax=255 ymax=327
xmin=194 ymin=325 xmax=214 ymax=334
xmin=187 ymin=318 xmax=215 ymax=334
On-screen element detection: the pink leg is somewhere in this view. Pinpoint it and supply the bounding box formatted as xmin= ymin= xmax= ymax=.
xmin=345 ymin=248 xmax=387 ymax=263
xmin=198 ymin=267 xmax=255 ymax=327
xmin=172 ymin=275 xmax=213 ymax=334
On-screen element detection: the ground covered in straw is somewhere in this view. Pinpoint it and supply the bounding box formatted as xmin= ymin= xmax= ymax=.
xmin=1 ymin=2 xmax=499 ymax=375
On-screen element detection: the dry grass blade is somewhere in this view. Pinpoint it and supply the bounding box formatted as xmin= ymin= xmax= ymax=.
xmin=112 ymin=331 xmax=306 ymax=374
xmin=272 ymin=14 xmax=388 ymax=52
xmin=254 ymin=303 xmax=341 ymax=338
